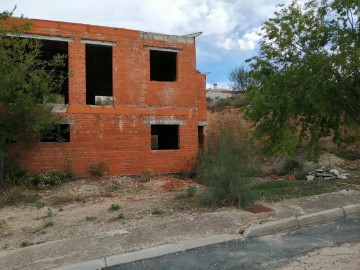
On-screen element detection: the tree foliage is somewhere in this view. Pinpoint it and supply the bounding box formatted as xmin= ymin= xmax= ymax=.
xmin=228 ymin=65 xmax=255 ymax=92
xmin=0 ymin=10 xmax=66 ymax=153
xmin=245 ymin=0 xmax=360 ymax=159
xmin=0 ymin=9 xmax=66 ymax=184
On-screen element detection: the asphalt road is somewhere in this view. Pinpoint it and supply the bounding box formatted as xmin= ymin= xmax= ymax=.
xmin=105 ymin=217 xmax=360 ymax=270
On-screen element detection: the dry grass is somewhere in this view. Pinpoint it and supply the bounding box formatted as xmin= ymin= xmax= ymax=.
xmin=0 ymin=187 xmax=40 ymax=207
xmin=45 ymin=194 xmax=85 ymax=206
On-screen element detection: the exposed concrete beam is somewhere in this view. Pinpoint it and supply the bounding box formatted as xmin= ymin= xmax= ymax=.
xmin=141 ymin=31 xmax=194 ymax=44
xmin=80 ymin=39 xmax=117 ymax=46
xmin=143 ymin=119 xmax=186 ymax=125
xmin=183 ymin=32 xmax=202 ymax=38
xmin=144 ymin=45 xmax=182 ymax=53
xmin=6 ymin=33 xmax=73 ymax=42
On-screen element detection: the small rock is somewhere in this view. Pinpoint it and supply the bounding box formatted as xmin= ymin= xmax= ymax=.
xmin=306 ymin=175 xmax=315 ymax=181
xmin=330 ymin=169 xmax=340 ymax=177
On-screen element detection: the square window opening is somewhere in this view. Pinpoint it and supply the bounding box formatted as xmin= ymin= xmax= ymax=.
xmin=150 ymin=50 xmax=177 ymax=82
xmin=151 ymin=125 xmax=179 ymax=150
xmin=41 ymin=124 xmax=70 ymax=142
xmin=86 ymin=44 xmax=113 ymax=105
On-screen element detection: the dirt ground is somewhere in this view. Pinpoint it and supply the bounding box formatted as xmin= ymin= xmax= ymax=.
xmin=0 ymin=175 xmax=220 ymax=251
xmin=280 ymin=242 xmax=360 ymax=270
xmin=0 ymin=152 xmax=359 ymax=254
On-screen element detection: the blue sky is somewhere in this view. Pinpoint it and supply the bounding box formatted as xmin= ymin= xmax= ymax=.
xmin=0 ymin=0 xmax=290 ymax=89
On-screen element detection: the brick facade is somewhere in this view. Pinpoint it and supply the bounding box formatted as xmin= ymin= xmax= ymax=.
xmin=8 ymin=18 xmax=207 ymax=176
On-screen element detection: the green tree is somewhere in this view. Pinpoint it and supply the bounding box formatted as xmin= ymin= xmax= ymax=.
xmin=0 ymin=9 xmax=66 ymax=185
xmin=228 ymin=65 xmax=254 ymax=92
xmin=245 ymin=0 xmax=360 ymax=159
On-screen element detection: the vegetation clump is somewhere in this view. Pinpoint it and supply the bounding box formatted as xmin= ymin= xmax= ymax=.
xmin=243 ymin=0 xmax=360 ymax=160
xmin=196 ymin=128 xmax=258 ymax=208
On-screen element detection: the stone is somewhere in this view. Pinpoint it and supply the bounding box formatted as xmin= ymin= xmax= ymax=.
xmin=330 ymin=169 xmax=340 ymax=177
xmin=306 ymin=175 xmax=315 ymax=181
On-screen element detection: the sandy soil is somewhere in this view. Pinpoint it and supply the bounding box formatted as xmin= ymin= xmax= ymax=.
xmin=0 ymin=175 xmax=217 ymax=251
xmin=1 ymin=153 xmax=359 ymax=253
xmin=280 ymin=242 xmax=360 ymax=270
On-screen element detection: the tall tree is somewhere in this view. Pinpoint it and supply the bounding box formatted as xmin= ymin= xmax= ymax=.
xmin=245 ymin=0 xmax=360 ymax=159
xmin=0 ymin=9 xmax=66 ymax=185
xmin=228 ymin=65 xmax=254 ymax=92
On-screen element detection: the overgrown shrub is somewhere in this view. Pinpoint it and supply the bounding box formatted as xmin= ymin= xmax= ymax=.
xmin=88 ymin=159 xmax=108 ymax=177
xmin=34 ymin=169 xmax=73 ymax=188
xmin=278 ymin=159 xmax=303 ymax=175
xmin=196 ymin=128 xmax=258 ymax=208
xmin=3 ymin=155 xmax=33 ymax=187
xmin=2 ymin=156 xmax=75 ymax=189
xmin=186 ymin=185 xmax=197 ymax=197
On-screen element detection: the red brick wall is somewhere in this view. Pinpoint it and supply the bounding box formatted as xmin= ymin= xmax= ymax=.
xmin=7 ymin=18 xmax=206 ymax=176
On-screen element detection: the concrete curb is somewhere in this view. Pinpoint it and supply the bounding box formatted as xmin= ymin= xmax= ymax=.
xmin=55 ymin=204 xmax=360 ymax=270
xmin=55 ymin=234 xmax=242 ymax=270
xmin=244 ymin=204 xmax=360 ymax=238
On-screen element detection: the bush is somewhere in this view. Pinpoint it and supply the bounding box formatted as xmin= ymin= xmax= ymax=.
xmin=2 ymin=155 xmax=33 ymax=187
xmin=196 ymin=128 xmax=258 ymax=208
xmin=35 ymin=169 xmax=73 ymax=188
xmin=88 ymin=159 xmax=108 ymax=177
xmin=108 ymin=203 xmax=121 ymax=211
xmin=185 ymin=185 xmax=197 ymax=197
xmin=1 ymin=155 xmax=75 ymax=188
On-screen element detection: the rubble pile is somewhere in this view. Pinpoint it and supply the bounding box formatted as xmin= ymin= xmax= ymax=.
xmin=306 ymin=167 xmax=349 ymax=181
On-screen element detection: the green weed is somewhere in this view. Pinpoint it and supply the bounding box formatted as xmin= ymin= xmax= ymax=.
xmin=185 ymin=185 xmax=197 ymax=197
xmin=108 ymin=203 xmax=121 ymax=211
xmin=151 ymin=208 xmax=163 ymax=215
xmin=42 ymin=220 xmax=54 ymax=229
xmin=20 ymin=241 xmax=34 ymax=248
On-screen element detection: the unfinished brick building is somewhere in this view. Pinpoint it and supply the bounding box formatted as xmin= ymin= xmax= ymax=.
xmin=8 ymin=18 xmax=207 ymax=176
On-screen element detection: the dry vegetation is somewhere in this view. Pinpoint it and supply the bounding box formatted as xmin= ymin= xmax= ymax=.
xmin=1 ymin=109 xmax=359 ymax=252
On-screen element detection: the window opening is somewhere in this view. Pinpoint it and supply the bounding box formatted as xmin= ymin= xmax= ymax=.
xmin=86 ymin=44 xmax=113 ymax=105
xmin=41 ymin=124 xmax=70 ymax=142
xmin=151 ymin=125 xmax=179 ymax=150
xmin=40 ymin=40 xmax=69 ymax=104
xmin=198 ymin=126 xmax=204 ymax=151
xmin=150 ymin=50 xmax=177 ymax=82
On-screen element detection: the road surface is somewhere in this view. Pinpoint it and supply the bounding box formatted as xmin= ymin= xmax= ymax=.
xmin=105 ymin=217 xmax=360 ymax=270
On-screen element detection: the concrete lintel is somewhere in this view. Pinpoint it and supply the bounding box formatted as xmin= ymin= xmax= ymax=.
xmin=141 ymin=31 xmax=194 ymax=44
xmin=143 ymin=119 xmax=185 ymax=125
xmin=198 ymin=121 xmax=207 ymax=126
xmin=6 ymin=33 xmax=73 ymax=42
xmin=144 ymin=45 xmax=182 ymax=53
xmin=80 ymin=39 xmax=117 ymax=46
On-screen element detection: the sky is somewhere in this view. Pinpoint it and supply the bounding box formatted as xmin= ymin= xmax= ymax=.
xmin=0 ymin=0 xmax=290 ymax=89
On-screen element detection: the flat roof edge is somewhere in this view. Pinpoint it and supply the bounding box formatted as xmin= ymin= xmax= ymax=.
xmin=141 ymin=31 xmax=195 ymax=44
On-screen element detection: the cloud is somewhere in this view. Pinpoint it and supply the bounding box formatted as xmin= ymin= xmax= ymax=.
xmin=217 ymin=27 xmax=263 ymax=51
